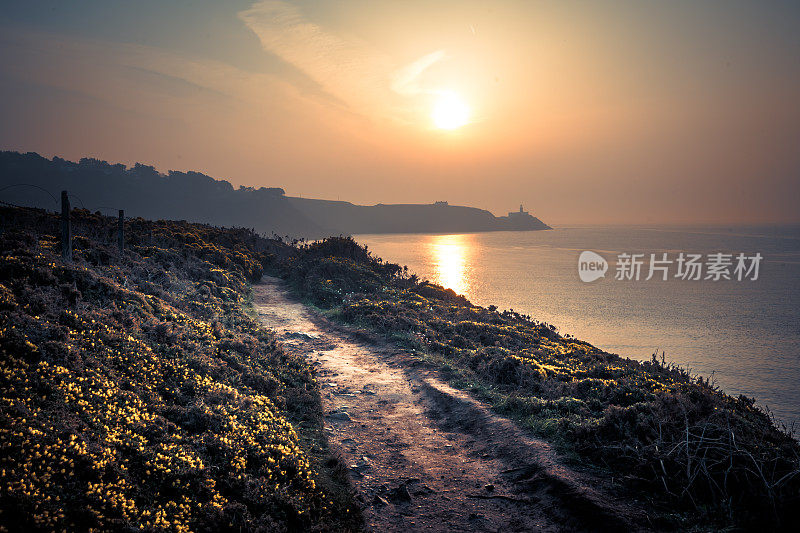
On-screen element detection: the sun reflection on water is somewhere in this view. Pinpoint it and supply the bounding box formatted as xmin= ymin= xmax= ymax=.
xmin=429 ymin=234 xmax=473 ymax=298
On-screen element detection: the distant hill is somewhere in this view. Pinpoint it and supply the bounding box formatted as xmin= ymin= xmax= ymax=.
xmin=288 ymin=198 xmax=549 ymax=234
xmin=0 ymin=151 xmax=550 ymax=237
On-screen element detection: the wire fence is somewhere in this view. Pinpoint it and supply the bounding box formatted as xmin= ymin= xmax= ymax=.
xmin=1 ymin=183 xmax=123 ymax=217
xmin=1 ymin=184 xmax=130 ymax=259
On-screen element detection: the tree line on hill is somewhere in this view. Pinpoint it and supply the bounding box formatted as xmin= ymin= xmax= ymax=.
xmin=0 ymin=151 xmax=549 ymax=238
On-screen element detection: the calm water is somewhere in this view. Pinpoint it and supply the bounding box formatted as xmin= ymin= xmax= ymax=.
xmin=355 ymin=226 xmax=800 ymax=426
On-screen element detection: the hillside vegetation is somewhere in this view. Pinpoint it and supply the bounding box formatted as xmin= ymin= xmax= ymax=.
xmin=1 ymin=205 xmax=798 ymax=531
xmin=0 ymin=207 xmax=360 ymax=531
xmin=274 ymin=237 xmax=800 ymax=531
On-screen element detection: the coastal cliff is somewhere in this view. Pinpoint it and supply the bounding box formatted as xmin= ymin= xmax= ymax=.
xmin=288 ymin=197 xmax=550 ymax=235
xmin=0 ymin=206 xmax=797 ymax=531
xmin=0 ymin=151 xmax=550 ymax=238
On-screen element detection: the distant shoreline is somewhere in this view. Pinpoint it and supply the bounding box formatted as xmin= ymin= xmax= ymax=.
xmin=0 ymin=150 xmax=551 ymax=238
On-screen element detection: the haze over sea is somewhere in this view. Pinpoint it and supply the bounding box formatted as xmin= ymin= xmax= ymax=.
xmin=356 ymin=225 xmax=800 ymax=427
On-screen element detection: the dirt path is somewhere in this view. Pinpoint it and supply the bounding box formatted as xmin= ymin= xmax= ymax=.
xmin=253 ymin=277 xmax=650 ymax=532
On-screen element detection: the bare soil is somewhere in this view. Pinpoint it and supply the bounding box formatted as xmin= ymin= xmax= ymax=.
xmin=253 ymin=276 xmax=653 ymax=532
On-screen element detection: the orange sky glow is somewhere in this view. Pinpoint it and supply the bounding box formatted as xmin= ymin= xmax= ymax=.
xmin=1 ymin=0 xmax=798 ymax=224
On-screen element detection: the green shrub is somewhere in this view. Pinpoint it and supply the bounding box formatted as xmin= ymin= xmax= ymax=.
xmin=0 ymin=207 xmax=360 ymax=532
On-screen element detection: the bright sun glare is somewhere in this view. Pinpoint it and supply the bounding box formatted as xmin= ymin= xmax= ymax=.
xmin=432 ymin=92 xmax=469 ymax=130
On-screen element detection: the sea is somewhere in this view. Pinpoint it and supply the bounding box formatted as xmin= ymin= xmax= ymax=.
xmin=355 ymin=225 xmax=800 ymax=427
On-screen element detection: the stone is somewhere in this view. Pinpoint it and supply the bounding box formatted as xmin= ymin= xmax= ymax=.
xmin=388 ymin=483 xmax=412 ymax=503
xmin=372 ymin=495 xmax=390 ymax=507
xmin=328 ymin=411 xmax=352 ymax=422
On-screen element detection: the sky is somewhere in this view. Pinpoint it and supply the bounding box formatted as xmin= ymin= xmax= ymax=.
xmin=1 ymin=0 xmax=799 ymax=225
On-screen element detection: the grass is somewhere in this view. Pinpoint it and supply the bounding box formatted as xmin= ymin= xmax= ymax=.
xmin=272 ymin=236 xmax=800 ymax=531
xmin=0 ymin=207 xmax=361 ymax=532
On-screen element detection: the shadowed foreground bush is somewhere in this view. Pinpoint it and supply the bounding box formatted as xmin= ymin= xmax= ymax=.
xmin=0 ymin=207 xmax=360 ymax=532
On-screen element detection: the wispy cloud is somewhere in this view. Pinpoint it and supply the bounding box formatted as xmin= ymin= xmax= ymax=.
xmin=0 ymin=25 xmax=290 ymax=114
xmin=239 ymin=1 xmax=446 ymax=123
xmin=391 ymin=50 xmax=447 ymax=97
xmin=0 ymin=2 xmax=449 ymax=133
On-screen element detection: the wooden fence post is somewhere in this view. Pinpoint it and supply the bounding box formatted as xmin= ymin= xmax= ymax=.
xmin=118 ymin=210 xmax=124 ymax=255
xmin=61 ymin=190 xmax=71 ymax=261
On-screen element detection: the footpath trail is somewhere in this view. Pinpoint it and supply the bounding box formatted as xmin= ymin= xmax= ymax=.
xmin=253 ymin=276 xmax=650 ymax=533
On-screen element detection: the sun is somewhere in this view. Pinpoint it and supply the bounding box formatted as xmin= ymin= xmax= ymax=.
xmin=431 ymin=91 xmax=469 ymax=130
